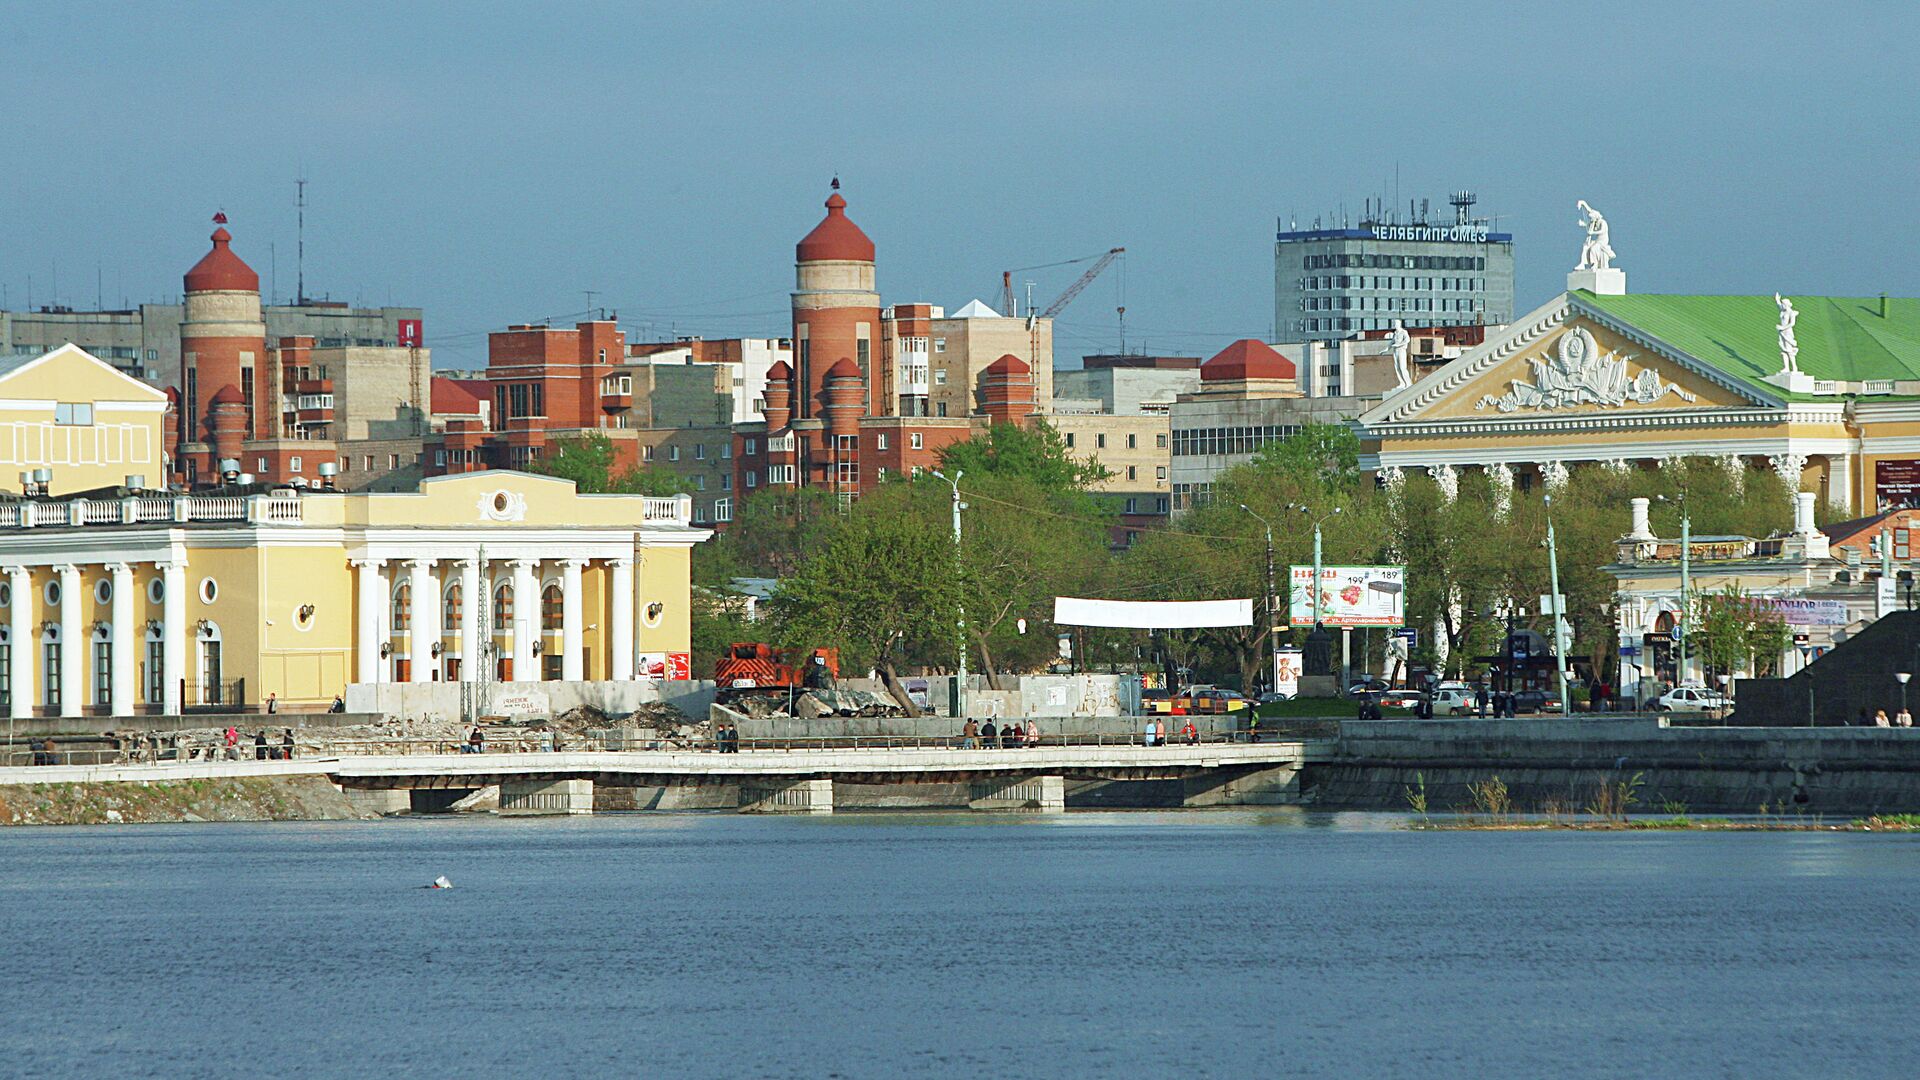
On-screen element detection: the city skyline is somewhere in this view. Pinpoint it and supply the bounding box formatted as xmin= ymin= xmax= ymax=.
xmin=3 ymin=2 xmax=1917 ymax=369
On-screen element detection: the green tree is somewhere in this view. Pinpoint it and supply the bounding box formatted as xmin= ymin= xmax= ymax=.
xmin=938 ymin=419 xmax=1110 ymax=491
xmin=534 ymin=432 xmax=685 ymax=495
xmin=724 ymin=487 xmax=843 ymax=577
xmin=773 ymin=509 xmax=960 ymax=713
xmin=1249 ymin=422 xmax=1361 ymax=492
xmin=1696 ymin=584 xmax=1791 ymax=679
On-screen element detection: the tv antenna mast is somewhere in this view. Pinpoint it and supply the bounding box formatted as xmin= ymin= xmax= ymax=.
xmin=295 ymin=176 xmax=308 ymax=305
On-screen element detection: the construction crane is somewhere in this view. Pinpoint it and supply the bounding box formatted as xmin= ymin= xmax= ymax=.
xmin=999 ymin=247 xmax=1125 ymax=319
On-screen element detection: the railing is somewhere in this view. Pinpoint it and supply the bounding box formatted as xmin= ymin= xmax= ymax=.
xmin=1864 ymin=379 xmax=1896 ymax=395
xmin=0 ymin=494 xmax=307 ymax=529
xmin=642 ymin=495 xmax=694 ymax=523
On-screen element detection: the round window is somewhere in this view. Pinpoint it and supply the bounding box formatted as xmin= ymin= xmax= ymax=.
xmin=199 ymin=577 xmax=218 ymax=604
xmin=148 ymin=577 xmax=165 ymax=605
xmin=0 ymin=582 xmax=10 ymax=608
xmin=493 ymin=492 xmax=510 ymax=512
xmin=44 ymin=581 xmax=61 ymax=607
xmin=95 ymin=579 xmax=113 ymax=605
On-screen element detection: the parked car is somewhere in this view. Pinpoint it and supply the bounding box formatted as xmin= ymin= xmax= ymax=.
xmin=1345 ymin=678 xmax=1390 ymax=697
xmin=1379 ymin=689 xmax=1425 ymax=710
xmin=1258 ymin=690 xmax=1295 ymax=704
xmin=1141 ymin=689 xmax=1175 ymax=715
xmin=1432 ymin=687 xmax=1480 ymax=716
xmin=1509 ymin=689 xmax=1562 ymax=715
xmin=1658 ymin=685 xmax=1732 ymax=712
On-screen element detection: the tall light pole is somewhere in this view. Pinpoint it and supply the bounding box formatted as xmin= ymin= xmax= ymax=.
xmin=1240 ymin=504 xmax=1278 ymax=694
xmin=1544 ymin=494 xmax=1571 ymax=717
xmin=1289 ymin=503 xmax=1343 ymax=681
xmin=931 ymin=469 xmax=966 ymax=719
xmin=1658 ymin=493 xmax=1692 ymax=685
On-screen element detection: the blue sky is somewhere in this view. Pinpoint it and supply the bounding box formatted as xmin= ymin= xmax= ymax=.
xmin=2 ymin=1 xmax=1915 ymax=369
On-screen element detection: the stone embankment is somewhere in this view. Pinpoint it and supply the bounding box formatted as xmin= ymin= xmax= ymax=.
xmin=0 ymin=776 xmax=369 ymax=826
xmin=1310 ymin=716 xmax=1920 ymax=816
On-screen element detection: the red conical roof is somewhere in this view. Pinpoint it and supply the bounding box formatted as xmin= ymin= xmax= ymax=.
xmin=209 ymin=382 xmax=246 ymax=406
xmin=1201 ymin=339 xmax=1295 ymax=381
xmin=796 ymin=192 xmax=875 ymax=263
xmin=983 ymin=353 xmax=1030 ymax=375
xmin=823 ymin=357 xmax=863 ymax=379
xmin=184 ymin=227 xmax=259 ymax=293
xmin=766 ymin=359 xmax=793 ymax=379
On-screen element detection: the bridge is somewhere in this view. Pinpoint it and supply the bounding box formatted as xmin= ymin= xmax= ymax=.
xmin=0 ymin=738 xmax=1335 ymax=814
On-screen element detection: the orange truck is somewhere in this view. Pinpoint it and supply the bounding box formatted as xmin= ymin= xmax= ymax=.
xmin=714 ymin=643 xmax=840 ymax=701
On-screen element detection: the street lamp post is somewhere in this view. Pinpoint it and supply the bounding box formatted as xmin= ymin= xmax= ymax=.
xmin=1544 ymin=495 xmax=1571 ymax=717
xmin=1898 ymin=672 xmax=1910 ymax=718
xmin=1288 ymin=504 xmax=1343 ymax=681
xmin=1240 ymin=504 xmax=1279 ymax=694
xmin=931 ymin=469 xmax=966 ymax=719
xmin=1659 ymin=494 xmax=1692 ymax=685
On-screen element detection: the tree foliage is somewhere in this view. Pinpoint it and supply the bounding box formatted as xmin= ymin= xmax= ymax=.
xmin=533 ymin=432 xmax=686 ymax=496
xmin=937 ymin=420 xmax=1110 ymax=492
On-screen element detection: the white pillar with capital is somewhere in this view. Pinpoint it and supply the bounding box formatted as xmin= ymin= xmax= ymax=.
xmin=459 ymin=556 xmax=481 ymax=680
xmin=609 ymin=557 xmax=634 ymax=681
xmin=7 ymin=567 xmax=32 ymax=721
xmin=408 ymin=558 xmax=438 ymax=683
xmin=109 ymin=563 xmax=134 ymax=717
xmin=162 ymin=562 xmax=185 ymax=715
xmin=511 ymin=559 xmax=537 ymax=682
xmin=561 ymin=559 xmax=584 ymax=681
xmin=354 ymin=559 xmax=386 ymax=685
xmin=58 ymin=564 xmax=81 ymax=717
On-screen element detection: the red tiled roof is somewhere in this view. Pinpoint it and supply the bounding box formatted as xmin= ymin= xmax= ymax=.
xmin=796 ymin=192 xmax=875 ymax=263
xmin=431 ymin=378 xmax=489 ymax=414
xmin=1200 ymin=339 xmax=1294 ymax=381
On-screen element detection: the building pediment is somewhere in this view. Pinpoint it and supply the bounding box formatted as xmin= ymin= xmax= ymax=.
xmin=1360 ymin=296 xmax=1782 ymax=429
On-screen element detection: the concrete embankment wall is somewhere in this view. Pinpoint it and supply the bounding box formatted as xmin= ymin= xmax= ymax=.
xmin=1312 ymin=717 xmax=1920 ymax=816
xmin=2 ymin=712 xmax=385 ymax=740
xmin=347 ymin=680 xmax=719 ymax=722
xmin=0 ymin=775 xmax=369 ymax=826
xmin=728 ymin=713 xmax=1246 ymax=741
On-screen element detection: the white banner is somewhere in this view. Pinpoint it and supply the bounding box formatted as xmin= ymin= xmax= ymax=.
xmin=1053 ymin=596 xmax=1253 ymax=629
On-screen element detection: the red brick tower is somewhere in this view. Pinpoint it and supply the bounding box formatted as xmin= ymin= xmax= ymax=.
xmin=980 ymin=354 xmax=1037 ymax=424
xmin=207 ymin=383 xmax=248 ymax=476
xmin=820 ymin=358 xmax=864 ymax=494
xmin=793 ymin=184 xmax=880 ymax=419
xmin=762 ymin=359 xmax=793 ymax=430
xmin=178 ymin=218 xmax=266 ymax=486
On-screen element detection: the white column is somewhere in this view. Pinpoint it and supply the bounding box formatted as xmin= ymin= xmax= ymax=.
xmin=109 ymin=563 xmax=134 ymax=718
xmin=459 ymin=556 xmax=481 ymax=680
xmin=561 ymin=559 xmax=584 ymax=681
xmin=511 ymin=559 xmax=537 ymax=682
xmin=58 ymin=564 xmax=81 ymax=718
xmin=354 ymin=559 xmax=385 ymax=685
xmin=7 ymin=567 xmax=32 ymax=721
xmin=408 ymin=558 xmax=438 ymax=683
xmin=609 ymin=557 xmax=634 ymax=681
xmin=162 ymin=562 xmax=185 ymax=715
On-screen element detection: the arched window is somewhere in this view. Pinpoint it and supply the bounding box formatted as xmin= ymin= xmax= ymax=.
xmin=443 ymin=582 xmax=463 ymax=633
xmin=542 ymin=584 xmax=563 ymax=632
xmin=392 ymin=583 xmax=412 ymax=631
xmin=493 ymin=583 xmax=513 ymax=633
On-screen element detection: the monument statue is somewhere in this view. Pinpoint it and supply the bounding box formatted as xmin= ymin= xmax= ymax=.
xmin=1575 ymin=200 xmax=1614 ymax=272
xmin=1387 ymin=319 xmax=1412 ymax=390
xmin=1775 ymin=293 xmax=1800 ymax=374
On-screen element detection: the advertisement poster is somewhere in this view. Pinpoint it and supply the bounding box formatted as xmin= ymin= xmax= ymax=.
xmin=1877 ymin=459 xmax=1920 ymax=511
xmin=1288 ymin=566 xmax=1406 ymax=627
xmin=1273 ymin=647 xmax=1302 ymax=698
xmin=637 ymin=652 xmax=694 ymax=680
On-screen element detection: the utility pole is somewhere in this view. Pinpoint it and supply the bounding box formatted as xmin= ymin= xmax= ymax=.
xmin=932 ymin=469 xmax=966 ymax=718
xmin=1240 ymin=504 xmax=1279 ymax=694
xmin=1545 ymin=495 xmax=1571 ymax=716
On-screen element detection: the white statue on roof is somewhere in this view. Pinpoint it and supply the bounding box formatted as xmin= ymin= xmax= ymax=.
xmin=1575 ymin=200 xmax=1614 ymax=272
xmin=1387 ymin=319 xmax=1412 ymax=390
xmin=1775 ymin=293 xmax=1800 ymax=374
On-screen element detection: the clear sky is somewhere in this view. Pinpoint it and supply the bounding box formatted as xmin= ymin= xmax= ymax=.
xmin=2 ymin=1 xmax=1916 ymax=369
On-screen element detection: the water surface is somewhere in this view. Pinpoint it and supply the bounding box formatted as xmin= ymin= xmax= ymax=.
xmin=0 ymin=810 xmax=1914 ymax=1078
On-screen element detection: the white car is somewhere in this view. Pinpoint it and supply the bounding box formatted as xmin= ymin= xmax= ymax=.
xmin=1658 ymin=685 xmax=1731 ymax=712
xmin=1431 ymin=687 xmax=1480 ymax=716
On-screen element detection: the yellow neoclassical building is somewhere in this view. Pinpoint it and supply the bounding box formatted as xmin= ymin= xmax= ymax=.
xmin=0 ymin=343 xmax=168 ymax=496
xmin=0 ymin=471 xmax=710 ymax=717
xmin=1358 ymin=282 xmax=1920 ymax=513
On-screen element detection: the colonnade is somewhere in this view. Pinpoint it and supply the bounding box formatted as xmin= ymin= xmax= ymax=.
xmin=1 ymin=560 xmax=187 ymax=719
xmin=351 ymin=554 xmax=636 ymax=685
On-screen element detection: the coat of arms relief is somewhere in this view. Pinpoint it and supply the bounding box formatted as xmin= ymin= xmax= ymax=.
xmin=1475 ymin=327 xmax=1696 ymax=413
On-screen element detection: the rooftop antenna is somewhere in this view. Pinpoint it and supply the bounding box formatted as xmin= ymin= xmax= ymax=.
xmin=295 ymin=175 xmax=307 ymax=305
xmin=1451 ymin=190 xmax=1477 ymax=225
xmin=585 ymin=290 xmax=599 ymax=317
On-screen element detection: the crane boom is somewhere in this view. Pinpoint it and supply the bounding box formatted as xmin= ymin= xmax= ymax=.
xmin=1040 ymin=247 xmax=1124 ymax=320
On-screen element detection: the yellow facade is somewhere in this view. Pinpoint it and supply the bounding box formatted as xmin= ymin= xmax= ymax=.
xmin=0 ymin=472 xmax=710 ymax=715
xmin=0 ymin=344 xmax=168 ymax=496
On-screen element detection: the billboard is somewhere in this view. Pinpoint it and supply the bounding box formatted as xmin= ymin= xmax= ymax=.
xmin=1288 ymin=565 xmax=1405 ymax=627
xmin=1877 ymin=459 xmax=1920 ymax=510
xmin=1053 ymin=596 xmax=1253 ymax=629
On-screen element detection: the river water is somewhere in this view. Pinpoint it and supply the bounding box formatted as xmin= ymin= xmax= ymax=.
xmin=1 ymin=810 xmax=1915 ymax=1078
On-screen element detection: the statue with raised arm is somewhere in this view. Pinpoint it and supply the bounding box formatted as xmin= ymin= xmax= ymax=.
xmin=1387 ymin=319 xmax=1412 ymax=389
xmin=1775 ymin=293 xmax=1800 ymax=374
xmin=1576 ymin=200 xmax=1614 ymax=271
